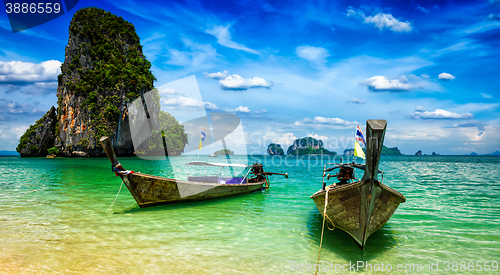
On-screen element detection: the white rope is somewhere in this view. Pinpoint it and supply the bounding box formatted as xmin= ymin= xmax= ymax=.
xmin=107 ymin=181 xmax=124 ymax=211
xmin=314 ymin=187 xmax=335 ymax=275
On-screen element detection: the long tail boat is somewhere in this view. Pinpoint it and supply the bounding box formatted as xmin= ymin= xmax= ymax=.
xmin=310 ymin=120 xmax=406 ymax=249
xmin=100 ymin=136 xmax=287 ymax=208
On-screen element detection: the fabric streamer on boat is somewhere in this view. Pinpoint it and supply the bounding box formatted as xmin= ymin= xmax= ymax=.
xmin=112 ymin=161 xmax=134 ymax=176
xmin=314 ymin=187 xmax=335 ymax=275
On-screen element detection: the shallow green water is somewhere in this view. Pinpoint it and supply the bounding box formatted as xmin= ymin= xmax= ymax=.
xmin=1 ymin=155 xmax=499 ymax=274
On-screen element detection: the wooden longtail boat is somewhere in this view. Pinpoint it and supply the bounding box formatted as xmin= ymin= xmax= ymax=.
xmin=310 ymin=120 xmax=406 ymax=249
xmin=100 ymin=136 xmax=287 ymax=208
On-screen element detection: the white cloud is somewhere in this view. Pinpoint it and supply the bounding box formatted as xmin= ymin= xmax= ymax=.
xmin=226 ymin=106 xmax=250 ymax=113
xmin=362 ymin=75 xmax=416 ymax=92
xmin=481 ymin=93 xmax=493 ymax=99
xmin=163 ymin=96 xmax=203 ymax=108
xmin=0 ymin=60 xmax=61 ymax=83
xmin=347 ymin=8 xmax=412 ymax=33
xmin=162 ymin=96 xmax=218 ymax=110
xmin=159 ymin=87 xmax=178 ymax=95
xmin=295 ymin=116 xmax=357 ymax=126
xmin=204 ymin=102 xmax=219 ymax=110
xmin=203 ymin=70 xmax=229 ymax=80
xmin=206 ymin=25 xmax=259 ymax=55
xmin=219 ymin=74 xmax=271 ymax=90
xmin=296 ymin=46 xmax=329 ymax=64
xmin=11 ymin=125 xmax=28 ymax=138
xmin=411 ymin=107 xmax=473 ymax=119
xmin=438 ymin=72 xmax=455 ymax=80
xmin=348 ymin=98 xmax=366 ymax=104
xmin=263 ymin=132 xmax=297 ymax=147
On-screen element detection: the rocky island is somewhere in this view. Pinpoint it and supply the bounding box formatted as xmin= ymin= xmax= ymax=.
xmin=16 ymin=8 xmax=187 ymax=157
xmin=286 ymin=137 xmax=336 ymax=155
xmin=267 ymin=143 xmax=284 ymax=155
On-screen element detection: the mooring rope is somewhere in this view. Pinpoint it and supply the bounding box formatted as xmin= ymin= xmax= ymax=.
xmin=314 ymin=187 xmax=335 ymax=275
xmin=107 ymin=181 xmax=123 ymax=211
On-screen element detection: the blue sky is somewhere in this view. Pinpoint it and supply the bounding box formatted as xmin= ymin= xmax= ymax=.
xmin=1 ymin=0 xmax=500 ymax=155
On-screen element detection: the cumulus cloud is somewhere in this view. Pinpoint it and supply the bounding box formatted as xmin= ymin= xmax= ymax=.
xmin=204 ymin=102 xmax=219 ymax=110
xmin=203 ymin=70 xmax=229 ymax=80
xmin=0 ymin=60 xmax=61 ymax=85
xmin=348 ymin=98 xmax=367 ymax=104
xmin=295 ymin=116 xmax=357 ymax=126
xmin=263 ymin=132 xmax=297 ymax=147
xmin=219 ymin=74 xmax=271 ymax=90
xmin=162 ymin=96 xmax=218 ymax=111
xmin=206 ymin=25 xmax=259 ymax=54
xmin=438 ymin=72 xmax=455 ymax=80
xmin=226 ymin=106 xmax=250 ymax=113
xmin=347 ymin=8 xmax=412 ymax=33
xmin=296 ymin=46 xmax=329 ymax=64
xmin=411 ymin=107 xmax=472 ymax=119
xmin=204 ymin=70 xmax=271 ymax=91
xmin=362 ymin=75 xmax=416 ymax=92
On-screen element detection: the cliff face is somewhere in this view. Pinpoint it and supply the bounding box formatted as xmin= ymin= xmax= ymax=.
xmin=17 ymin=107 xmax=57 ymax=157
xmin=17 ymin=7 xmax=156 ymax=157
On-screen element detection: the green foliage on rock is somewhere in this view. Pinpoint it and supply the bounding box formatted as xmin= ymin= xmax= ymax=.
xmin=16 ymin=113 xmax=48 ymax=153
xmin=47 ymin=147 xmax=59 ymax=155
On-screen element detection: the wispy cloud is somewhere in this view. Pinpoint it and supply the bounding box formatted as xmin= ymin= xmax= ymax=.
xmin=481 ymin=93 xmax=493 ymax=99
xmin=206 ymin=25 xmax=259 ymax=54
xmin=411 ymin=107 xmax=472 ymax=119
xmin=296 ymin=46 xmax=329 ymax=65
xmin=167 ymin=38 xmax=219 ymax=69
xmin=347 ymin=8 xmax=412 ymax=33
xmin=294 ymin=116 xmax=358 ymax=126
xmin=348 ymin=98 xmax=367 ymax=104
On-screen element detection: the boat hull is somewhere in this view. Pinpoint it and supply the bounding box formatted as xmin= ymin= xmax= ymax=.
xmin=310 ymin=179 xmax=405 ymax=249
xmin=120 ymin=173 xmax=265 ymax=208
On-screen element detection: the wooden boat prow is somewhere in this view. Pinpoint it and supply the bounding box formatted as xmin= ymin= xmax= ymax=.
xmin=310 ymin=120 xmax=406 ymax=249
xmin=100 ymin=137 xmax=287 ymax=208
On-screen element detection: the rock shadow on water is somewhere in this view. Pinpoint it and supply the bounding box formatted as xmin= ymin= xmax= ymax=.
xmin=307 ymin=210 xmax=400 ymax=263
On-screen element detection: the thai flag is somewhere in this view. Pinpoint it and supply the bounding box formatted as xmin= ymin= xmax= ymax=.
xmin=200 ymin=129 xmax=206 ymax=142
xmin=356 ymin=125 xmax=366 ymax=147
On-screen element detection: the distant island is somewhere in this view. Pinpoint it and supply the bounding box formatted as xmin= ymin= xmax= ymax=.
xmin=484 ymin=151 xmax=500 ymax=156
xmin=343 ymin=146 xmax=403 ymax=156
xmin=267 ymin=143 xmax=284 ymax=155
xmin=286 ymin=137 xmax=336 ymax=155
xmin=213 ymin=149 xmax=234 ymax=156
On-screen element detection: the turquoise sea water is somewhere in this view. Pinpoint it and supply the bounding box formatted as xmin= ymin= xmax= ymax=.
xmin=1 ymin=155 xmax=499 ymax=274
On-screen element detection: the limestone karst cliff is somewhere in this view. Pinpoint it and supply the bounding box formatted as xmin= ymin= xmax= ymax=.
xmin=17 ymin=7 xmax=186 ymax=157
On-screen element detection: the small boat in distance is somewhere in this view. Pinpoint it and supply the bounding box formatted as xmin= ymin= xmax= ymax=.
xmin=100 ymin=137 xmax=287 ymax=208
xmin=310 ymin=120 xmax=406 ymax=249
xmin=208 ymin=154 xmax=219 ymax=157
